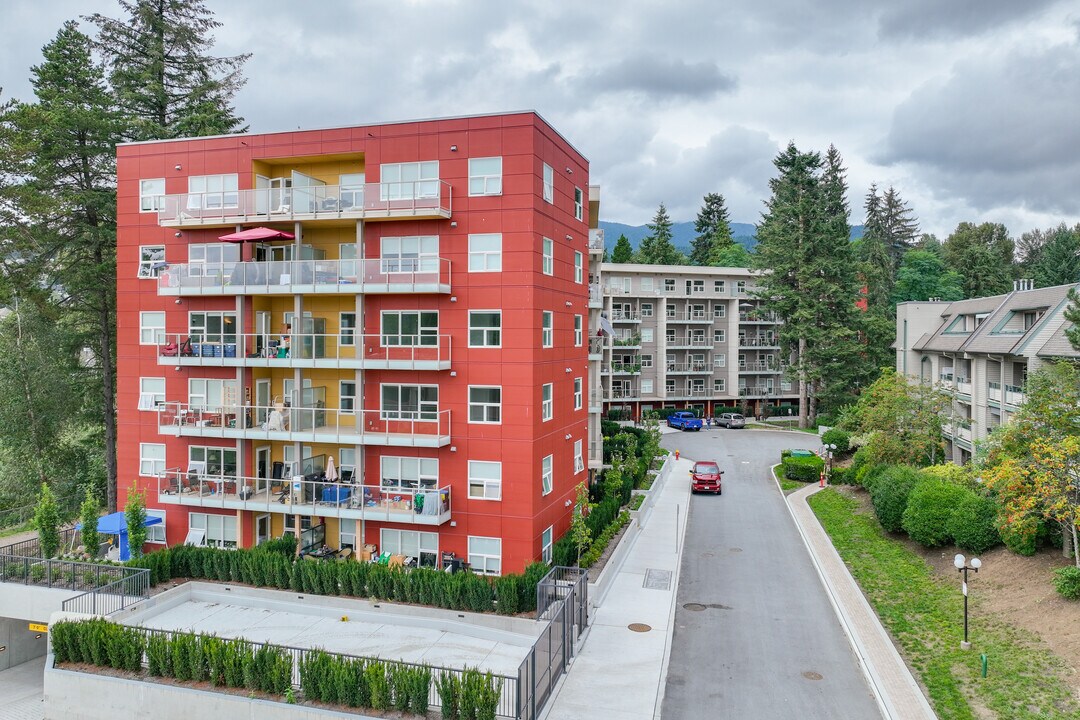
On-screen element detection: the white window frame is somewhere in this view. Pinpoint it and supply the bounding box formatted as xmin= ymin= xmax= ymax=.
xmin=187 ymin=242 xmax=240 ymax=277
xmin=468 ymin=536 xmax=502 ymax=576
xmin=140 ymin=178 xmax=165 ymax=213
xmin=574 ymin=187 xmax=584 ymax=221
xmin=380 ymin=457 xmax=438 ymax=490
xmin=139 ymin=443 xmax=166 ymax=477
xmin=468 ymin=233 xmax=502 ymax=272
xmin=146 ymin=508 xmax=166 ymax=544
xmin=468 ymin=386 xmax=502 ymax=424
xmin=641 ymin=277 xmax=654 ymax=292
xmin=381 ymin=310 xmax=439 ymax=347
xmin=140 ymin=311 xmax=166 ymax=345
xmin=574 ymin=440 xmax=583 ymax=474
xmin=641 ymin=303 xmax=653 ymax=318
xmin=188 ymin=174 xmax=238 ymax=210
xmin=642 ymin=379 xmax=654 ymax=394
xmin=714 ymin=378 xmax=727 ymax=393
xmin=574 ymin=252 xmax=583 ymax=284
xmin=714 ymin=304 xmax=726 ymax=319
xmin=714 ymin=280 xmax=726 ymax=293
xmin=541 ymin=455 xmax=553 ymax=495
xmin=542 ymin=237 xmax=554 ymax=276
xmin=664 ymin=279 xmax=676 ymax=293
xmin=542 ymin=526 xmax=553 ymax=564
xmin=642 ymin=328 xmax=654 ymax=343
xmin=641 ymin=354 xmax=653 ymax=368
xmin=714 ymin=329 xmax=726 ymax=343
xmin=468 ymin=157 xmax=502 ymax=196
xmin=542 ymin=163 xmax=554 ymax=203
xmin=188 ymin=378 xmax=237 ymax=411
xmin=574 ymin=377 xmax=583 ymax=410
xmin=379 ymin=161 xmax=439 ymax=201
xmin=138 ymin=245 xmax=166 ymax=278
xmin=381 ymin=528 xmax=439 ymax=567
xmin=574 ymin=315 xmax=583 ymax=347
xmin=467 ymin=460 xmax=502 ymax=500
xmin=189 ymin=512 xmax=238 ymax=549
xmin=340 ymin=380 xmax=357 ymax=414
xmin=188 ymin=445 xmax=238 ymax=479
xmin=542 ymin=311 xmax=553 ymax=348
xmin=380 ymin=235 xmax=439 ymax=274
xmin=339 ymin=312 xmax=357 ymax=346
xmin=468 ymin=310 xmax=502 ymax=347
xmin=715 ymin=354 xmax=727 ymax=368
xmin=542 ymin=383 xmax=553 ymax=421
xmin=188 ymin=310 xmax=238 ymax=345
xmin=339 ymin=518 xmax=357 ymax=550
xmin=380 ymin=384 xmax=439 ymax=421
xmin=138 ymin=377 xmax=166 ymax=411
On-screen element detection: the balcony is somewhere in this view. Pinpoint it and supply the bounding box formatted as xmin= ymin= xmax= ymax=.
xmin=156 ymin=181 xmax=453 ymax=228
xmin=611 ymin=310 xmax=641 ymax=323
xmin=613 ymin=335 xmax=642 ymax=350
xmin=588 ymin=336 xmax=607 ymax=360
xmin=739 ymin=312 xmax=779 ymax=323
xmin=739 ymin=361 xmax=785 ymax=374
xmin=987 ymin=381 xmax=1002 ymax=404
xmin=938 ymin=372 xmax=955 ymax=389
xmin=666 ymin=311 xmax=711 ymax=324
xmin=589 ymin=387 xmax=604 ymax=414
xmin=588 ymin=228 xmax=605 ymax=254
xmin=156 ymin=472 xmax=451 ymax=526
xmin=605 ymin=387 xmax=639 ymax=401
xmin=610 ymin=362 xmax=642 ymax=375
xmin=738 ymin=336 xmax=779 ymax=348
xmin=588 ymin=283 xmax=604 ymax=308
xmin=955 ymin=377 xmax=972 ymax=397
xmin=666 ymin=336 xmax=710 ymax=349
xmin=666 ymin=362 xmax=710 ymax=375
xmin=739 ymin=386 xmax=776 ymax=398
xmin=1004 ymin=384 xmax=1025 ymax=408
xmin=156 ymin=333 xmax=451 ymax=371
xmin=667 ymin=387 xmax=709 ymax=400
xmin=156 ymin=403 xmax=451 ymax=448
xmin=157 ymin=258 xmax=451 ymax=296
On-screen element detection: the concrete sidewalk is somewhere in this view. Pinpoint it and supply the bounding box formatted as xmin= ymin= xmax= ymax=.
xmin=544 ymin=456 xmax=692 ymax=720
xmin=785 ymin=483 xmax=936 ymax=720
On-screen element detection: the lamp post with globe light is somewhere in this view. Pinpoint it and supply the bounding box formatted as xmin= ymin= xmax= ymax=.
xmin=954 ymin=554 xmax=982 ymax=650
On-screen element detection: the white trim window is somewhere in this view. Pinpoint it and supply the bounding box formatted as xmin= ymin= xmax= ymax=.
xmin=140 ymin=178 xmax=165 ymax=213
xmin=468 ymin=460 xmax=502 ymax=500
xmin=189 ymin=446 xmax=237 ymax=478
xmin=339 ymin=313 xmax=356 ymax=346
xmin=574 ymin=187 xmax=584 ymax=221
xmin=641 ymin=354 xmax=653 ymax=368
xmin=140 ymin=443 xmax=165 ymax=477
xmin=339 ymin=519 xmax=357 ymax=550
xmin=714 ymin=378 xmax=727 ymax=393
xmin=146 ymin=509 xmax=166 ymax=544
xmin=468 ymin=157 xmax=502 ymax=196
xmin=642 ymin=379 xmax=654 ymax=394
xmin=574 ymin=315 xmax=583 ymax=347
xmin=542 ymin=163 xmax=554 ymax=203
xmin=188 ymin=174 xmax=238 ymax=210
xmin=574 ymin=251 xmax=583 ymax=283
xmin=714 ymin=329 xmax=726 ymax=343
xmin=140 ymin=312 xmax=166 ymax=345
xmin=541 ymin=526 xmax=553 ymax=564
xmin=189 ymin=311 xmax=238 ymax=345
xmin=574 ymin=378 xmax=582 ymax=410
xmin=468 ymin=234 xmax=502 ymax=272
xmin=381 ymin=457 xmax=438 ymax=490
xmin=188 ymin=378 xmax=237 ymax=411
xmin=574 ymin=440 xmax=583 ymax=474
xmin=715 ymin=354 xmax=726 ymax=368
xmin=340 ymin=381 xmax=357 ymax=413
xmin=381 ymin=529 xmax=439 ymax=567
xmin=138 ymin=245 xmax=166 ymax=278
xmin=542 ymin=311 xmax=553 ymax=348
xmin=542 ymin=237 xmax=554 ymax=276
xmin=380 ymin=235 xmax=439 ymax=273
xmin=189 ymin=512 xmax=237 ymax=549
xmin=380 ymin=161 xmax=439 ymax=201
xmin=187 ymin=243 xmax=239 ymax=278
xmin=138 ymin=377 xmax=166 ymax=411
xmin=714 ymin=280 xmax=726 ymax=293
xmin=642 ymin=328 xmax=654 ymax=343
xmin=469 ymin=386 xmax=502 ymax=424
xmin=468 ymin=311 xmax=501 ymax=347
xmin=714 ymin=304 xmax=726 ymax=319
xmin=541 ymin=455 xmax=553 ymax=495
xmin=641 ymin=303 xmax=653 ymax=318
xmin=381 ymin=384 xmax=439 ymax=421
xmin=468 ymin=536 xmax=502 ymax=576
xmin=542 ymin=383 xmax=553 ymax=421
xmin=381 ymin=310 xmax=438 ymax=347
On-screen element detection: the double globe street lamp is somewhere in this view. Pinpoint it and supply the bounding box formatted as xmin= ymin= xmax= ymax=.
xmin=954 ymin=554 xmax=982 ymax=650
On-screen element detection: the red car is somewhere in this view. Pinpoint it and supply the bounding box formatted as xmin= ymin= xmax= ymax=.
xmin=690 ymin=461 xmax=723 ymax=494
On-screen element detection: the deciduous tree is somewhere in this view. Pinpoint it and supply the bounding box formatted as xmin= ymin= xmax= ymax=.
xmin=33 ymin=483 xmax=61 ymax=559
xmin=839 ymin=369 xmax=948 ymax=466
xmin=893 ymin=250 xmax=964 ymax=303
xmin=942 ymin=222 xmax=1016 ymax=298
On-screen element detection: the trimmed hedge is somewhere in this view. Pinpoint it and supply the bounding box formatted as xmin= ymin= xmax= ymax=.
xmin=580 ymin=511 xmax=631 ymax=568
xmin=1053 ymin=566 xmax=1080 ymax=600
xmin=781 ymin=455 xmax=825 ymax=482
xmin=902 ymin=479 xmax=967 ymax=547
xmin=869 ymin=466 xmax=925 ymax=533
xmin=946 ymin=492 xmax=1001 ymax=554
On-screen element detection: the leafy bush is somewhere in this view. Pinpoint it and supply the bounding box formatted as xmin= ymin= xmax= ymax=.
xmin=850 ymin=445 xmax=872 ymax=472
xmin=600 ymin=419 xmax=622 ymax=437
xmin=869 ymin=466 xmax=925 ymax=533
xmin=921 ymin=463 xmax=974 ymax=489
xmin=946 ymin=492 xmax=1001 ymax=553
xmin=781 ymin=455 xmax=825 ymax=482
xmin=820 ymin=428 xmax=851 ymax=454
xmin=902 ymin=478 xmax=967 ymax=547
xmin=1053 ymin=566 xmax=1080 ymax=600
xmin=997 ymin=515 xmax=1040 ymax=556
xmin=580 ymin=510 xmax=631 ymax=568
xmin=829 ymin=467 xmax=855 ymax=485
xmin=857 ymin=463 xmax=889 ymax=492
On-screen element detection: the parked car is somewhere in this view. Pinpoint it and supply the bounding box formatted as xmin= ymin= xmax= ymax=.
xmin=667 ymin=411 xmax=703 ymax=431
xmin=690 ymin=460 xmax=723 ymax=494
xmin=717 ymin=412 xmax=746 ymax=429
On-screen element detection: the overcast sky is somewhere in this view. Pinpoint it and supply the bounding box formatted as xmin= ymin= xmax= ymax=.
xmin=2 ymin=0 xmax=1078 ymax=237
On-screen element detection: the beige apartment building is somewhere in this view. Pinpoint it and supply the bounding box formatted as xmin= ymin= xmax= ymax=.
xmin=896 ymin=280 xmax=1080 ymax=463
xmin=594 ymin=263 xmax=798 ymax=420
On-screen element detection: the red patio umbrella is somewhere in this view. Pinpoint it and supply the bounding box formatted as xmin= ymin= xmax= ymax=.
xmin=218 ymin=227 xmax=295 ymax=242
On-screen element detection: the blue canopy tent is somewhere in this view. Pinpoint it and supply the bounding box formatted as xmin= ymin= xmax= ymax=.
xmin=77 ymin=512 xmax=162 ymax=561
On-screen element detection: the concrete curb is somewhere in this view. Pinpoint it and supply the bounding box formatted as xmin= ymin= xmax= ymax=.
xmin=652 ymin=458 xmax=690 ymax=720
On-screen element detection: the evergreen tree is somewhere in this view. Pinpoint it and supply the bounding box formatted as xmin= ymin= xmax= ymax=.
xmin=86 ymin=0 xmax=250 ymax=140
xmin=125 ymin=490 xmax=148 ymax=559
xmin=1062 ymin=288 xmax=1080 ymax=352
xmin=689 ymin=192 xmax=734 ymax=265
xmin=611 ymin=234 xmax=634 ymax=263
xmin=635 ymin=203 xmax=682 ymax=265
xmin=879 ymin=186 xmax=919 ymax=266
xmin=32 ymin=483 xmax=61 ymax=559
xmin=710 ymin=243 xmax=752 ymax=268
xmin=942 ymin=222 xmax=1016 ymax=298
xmin=893 ymin=250 xmax=964 ymax=302
xmin=1019 ymin=224 xmax=1080 ymax=288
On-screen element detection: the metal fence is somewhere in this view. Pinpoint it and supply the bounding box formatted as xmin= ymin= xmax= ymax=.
xmin=0 ymin=553 xmax=149 ymax=613
xmin=0 ymin=526 xmax=79 ymax=559
xmin=62 ymin=569 xmax=152 ymax=615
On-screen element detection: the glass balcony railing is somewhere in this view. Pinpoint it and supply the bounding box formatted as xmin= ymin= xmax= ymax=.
xmin=157 ymin=402 xmax=451 ymax=448
xmin=665 ymin=336 xmax=710 ymax=348
xmin=987 ymin=381 xmax=1002 ymax=402
xmin=589 ymin=283 xmax=604 ymax=306
xmin=156 ymin=181 xmax=453 ymax=227
xmin=156 ymin=257 xmax=451 ymax=296
xmin=666 ymin=312 xmax=710 ymax=323
xmin=738 ymin=336 xmax=779 ymax=348
xmin=156 ymin=471 xmax=451 ymax=526
xmin=588 ymin=229 xmax=605 ymax=253
xmin=665 ymin=362 xmax=710 ymax=374
xmin=155 ymin=332 xmax=451 ymax=370
xmin=1004 ymin=384 xmax=1025 ymax=407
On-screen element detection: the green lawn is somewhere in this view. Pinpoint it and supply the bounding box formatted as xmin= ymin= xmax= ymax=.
xmin=808 ymin=489 xmax=1080 ymax=720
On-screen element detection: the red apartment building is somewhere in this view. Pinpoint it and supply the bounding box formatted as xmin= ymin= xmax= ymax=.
xmin=116 ymin=111 xmax=597 ymax=574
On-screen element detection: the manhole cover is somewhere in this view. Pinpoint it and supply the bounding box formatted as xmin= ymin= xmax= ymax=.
xmin=729 ymin=547 xmax=743 ymax=553
xmin=802 ymin=671 xmax=823 ymax=681
xmin=683 ymin=603 xmax=707 ymax=612
xmin=628 ymin=623 xmax=652 ymax=632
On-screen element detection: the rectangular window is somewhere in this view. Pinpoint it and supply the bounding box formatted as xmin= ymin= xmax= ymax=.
xmin=339 ymin=313 xmax=356 ymax=346
xmin=541 ymin=455 xmax=553 ymax=495
xmin=380 ymin=457 xmax=438 ymax=489
xmin=574 ymin=440 xmax=583 ymax=474
xmin=140 ymin=178 xmax=165 ymax=213
xmin=690 ymin=280 xmax=705 ymax=294
xmin=714 ymin=305 xmax=726 ymax=319
xmin=340 ymin=381 xmax=356 ymax=413
xmin=140 ymin=312 xmax=166 ymax=345
xmin=542 ymin=163 xmax=554 ymax=203
xmin=737 ymin=281 xmax=747 ymax=294
xmin=380 ymin=235 xmax=439 ymax=273
xmin=339 ymin=519 xmax=356 ymax=550
xmin=542 ymin=311 xmax=553 ymax=348
xmin=664 ymin=279 xmax=676 ymax=293
xmin=542 ymin=237 xmax=554 ymax=276
xmin=339 ymin=174 xmax=365 ymax=209
xmin=468 ymin=233 xmax=502 ymax=272
xmin=189 ymin=311 xmax=238 ymax=345
xmin=714 ymin=329 xmax=726 ymax=343
xmin=641 ymin=277 xmax=654 ymax=292
xmin=642 ymin=379 xmax=654 ymax=394
xmin=188 ymin=242 xmax=240 ymax=276
xmin=469 ymin=386 xmax=502 ymax=424
xmin=138 ymin=245 xmax=166 ymax=278
xmin=542 ymin=526 xmax=553 ymax=564
xmin=146 ymin=509 xmax=166 ymax=544
xmin=138 ymin=377 xmax=166 ymax=411
xmin=381 ymin=529 xmax=439 ymax=567
xmin=574 ymin=187 xmax=584 ymax=221
xmin=641 ymin=303 xmax=653 ymax=318
xmin=666 ymin=305 xmax=676 ymax=318
xmin=574 ymin=378 xmax=583 ymax=410
xmin=468 ymin=157 xmax=502 ymax=196
xmin=642 ymin=328 xmax=654 ymax=343
xmin=381 ymin=311 xmax=438 ymax=347
xmin=188 ymin=446 xmax=238 ymax=478
xmin=189 ymin=512 xmax=238 ymax=549
xmin=188 ymin=378 xmax=237 ymax=410
xmin=574 ymin=252 xmax=583 ymax=283
xmin=380 ymin=161 xmax=439 ymax=200
xmin=714 ymin=280 xmax=726 ymax=293
xmin=542 ymin=384 xmax=553 ymax=421
xmin=666 ymin=379 xmax=676 ymax=393
xmin=468 ymin=460 xmax=502 ymax=500
xmin=715 ymin=354 xmax=726 ymax=368
xmin=574 ymin=315 xmax=583 ymax=347
xmin=641 ymin=354 xmax=653 ymax=368
xmin=380 ymin=384 xmax=438 ymax=421
xmin=468 ymin=311 xmax=501 ymax=347
xmin=139 ymin=443 xmax=165 ymax=477
xmin=188 ymin=174 xmax=238 ymax=209
xmin=468 ymin=536 xmax=502 ymax=576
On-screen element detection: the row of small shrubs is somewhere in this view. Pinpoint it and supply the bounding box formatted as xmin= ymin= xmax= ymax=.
xmin=781 ymin=454 xmax=825 ymax=482
xmin=580 ymin=511 xmax=631 ymax=568
xmin=299 ymin=649 xmax=435 ymax=716
xmin=436 ymin=668 xmax=505 ymax=720
xmin=126 ymin=544 xmax=548 ymax=616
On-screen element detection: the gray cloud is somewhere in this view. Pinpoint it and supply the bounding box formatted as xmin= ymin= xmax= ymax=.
xmin=877 ymin=0 xmax=1062 ymax=40
xmin=579 ymin=57 xmax=736 ymax=100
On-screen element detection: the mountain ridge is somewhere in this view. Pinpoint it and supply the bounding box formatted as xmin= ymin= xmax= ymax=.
xmin=598 ymin=220 xmax=864 ymax=254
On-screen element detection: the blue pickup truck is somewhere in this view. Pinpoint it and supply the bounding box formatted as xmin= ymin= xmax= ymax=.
xmin=667 ymin=411 xmax=703 ymax=431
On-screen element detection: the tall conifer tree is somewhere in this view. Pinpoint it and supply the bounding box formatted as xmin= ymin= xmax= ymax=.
xmin=636 ymin=203 xmax=682 ymax=265
xmin=689 ymin=193 xmax=734 ymax=266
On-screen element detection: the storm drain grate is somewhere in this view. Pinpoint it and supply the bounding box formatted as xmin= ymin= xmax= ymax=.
xmin=643 ymin=568 xmax=672 ymax=590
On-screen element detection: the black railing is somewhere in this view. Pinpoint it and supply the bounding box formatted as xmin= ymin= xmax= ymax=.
xmin=0 ymin=526 xmax=79 ymax=559
xmin=62 ymin=569 xmax=152 ymax=615
xmin=1 ymin=554 xmax=149 ymax=610
xmin=520 ymin=566 xmax=589 ymax=720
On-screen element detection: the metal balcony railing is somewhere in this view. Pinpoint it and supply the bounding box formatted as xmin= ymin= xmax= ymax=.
xmin=611 ymin=310 xmax=641 ymax=322
xmin=738 ymin=312 xmax=780 ymax=323
xmin=665 ymin=362 xmax=710 ymax=373
xmin=738 ymin=336 xmax=779 ymax=348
